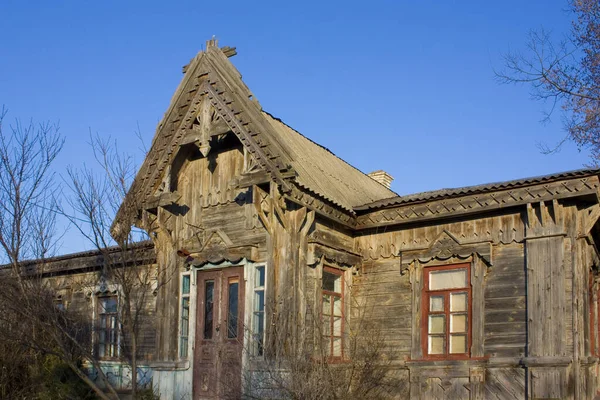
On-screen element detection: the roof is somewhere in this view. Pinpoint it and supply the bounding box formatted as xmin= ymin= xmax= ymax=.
xmin=262 ymin=112 xmax=396 ymax=211
xmin=114 ymin=41 xmax=395 ymax=233
xmin=1 ymin=241 xmax=155 ymax=275
xmin=355 ymin=168 xmax=600 ymax=211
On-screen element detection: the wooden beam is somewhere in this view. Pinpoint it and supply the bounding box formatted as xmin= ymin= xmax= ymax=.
xmin=221 ymin=46 xmax=237 ymax=58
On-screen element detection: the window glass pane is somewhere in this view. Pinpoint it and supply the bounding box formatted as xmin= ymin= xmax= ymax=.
xmin=255 ymin=290 xmax=264 ymax=312
xmin=228 ymin=281 xmax=239 ymax=338
xmin=333 ymin=296 xmax=342 ymax=316
xmin=101 ymin=297 xmax=118 ymax=313
xmin=450 ymin=292 xmax=468 ymax=312
xmin=181 ymin=298 xmax=190 ymax=335
xmin=253 ymin=312 xmax=264 ymax=356
xmin=333 ymin=316 xmax=342 ymax=336
xmin=182 ymin=275 xmax=190 ymax=295
xmin=429 ymin=269 xmax=467 ymax=290
xmin=323 ymin=316 xmax=331 ymax=336
xmin=255 ymin=266 xmax=265 ymax=287
xmin=323 ymin=271 xmax=341 ymax=293
xmin=179 ymin=338 xmax=188 ymax=358
xmin=428 ymin=315 xmax=445 ymax=334
xmin=332 ymin=338 xmax=342 ymax=356
xmin=450 ymin=314 xmax=467 ymax=333
xmin=253 ymin=312 xmax=264 ymax=335
xmin=428 ymin=335 xmax=445 ymax=354
xmin=204 ymin=281 xmax=214 ymax=339
xmin=322 ymin=295 xmax=331 ymax=315
xmin=430 ymin=296 xmax=444 ymax=312
xmin=450 ymin=334 xmax=467 ymax=354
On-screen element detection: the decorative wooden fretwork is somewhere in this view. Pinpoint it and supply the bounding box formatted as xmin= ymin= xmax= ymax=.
xmin=357 ymin=177 xmax=599 ymax=230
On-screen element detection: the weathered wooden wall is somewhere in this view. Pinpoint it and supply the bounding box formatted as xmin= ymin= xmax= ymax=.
xmin=350 ymin=200 xmax=600 ymax=399
xmin=44 ymin=260 xmax=158 ymax=361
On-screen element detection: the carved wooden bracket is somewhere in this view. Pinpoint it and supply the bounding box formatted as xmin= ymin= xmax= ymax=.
xmin=307 ymin=243 xmax=362 ymax=268
xmin=400 ymin=230 xmax=492 ymax=274
xmin=144 ymin=191 xmax=182 ymax=212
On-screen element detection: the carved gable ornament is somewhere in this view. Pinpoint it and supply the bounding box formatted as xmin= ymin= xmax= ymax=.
xmin=199 ymin=229 xmax=234 ymax=253
xmin=184 ymin=228 xmax=258 ymax=266
xmin=400 ymin=230 xmax=492 ymax=274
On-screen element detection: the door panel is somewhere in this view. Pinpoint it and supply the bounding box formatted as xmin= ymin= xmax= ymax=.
xmin=193 ymin=267 xmax=244 ymax=400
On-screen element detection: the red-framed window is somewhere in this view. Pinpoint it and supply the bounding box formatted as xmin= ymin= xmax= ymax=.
xmin=592 ymin=272 xmax=600 ymax=358
xmin=322 ymin=267 xmax=344 ymax=359
xmin=597 ymin=284 xmax=600 ymax=357
xmin=589 ymin=272 xmax=596 ymax=356
xmin=422 ymin=263 xmax=471 ymax=359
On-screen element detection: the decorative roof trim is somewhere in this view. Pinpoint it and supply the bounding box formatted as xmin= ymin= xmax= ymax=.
xmin=357 ymin=174 xmax=600 ymax=230
xmin=356 ymin=169 xmax=600 ymax=211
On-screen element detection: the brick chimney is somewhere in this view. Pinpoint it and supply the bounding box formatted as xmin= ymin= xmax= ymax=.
xmin=368 ymin=170 xmax=393 ymax=189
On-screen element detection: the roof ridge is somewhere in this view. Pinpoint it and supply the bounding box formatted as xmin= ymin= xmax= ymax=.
xmin=1 ymin=240 xmax=154 ymax=268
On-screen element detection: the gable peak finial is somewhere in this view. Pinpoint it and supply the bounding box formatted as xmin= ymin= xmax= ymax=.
xmin=206 ymin=36 xmax=218 ymax=49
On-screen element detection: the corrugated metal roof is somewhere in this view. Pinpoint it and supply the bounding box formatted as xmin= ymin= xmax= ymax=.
xmin=355 ymin=168 xmax=600 ymax=211
xmin=262 ymin=112 xmax=397 ymax=212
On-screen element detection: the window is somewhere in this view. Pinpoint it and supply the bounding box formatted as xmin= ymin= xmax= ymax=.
xmin=97 ymin=295 xmax=119 ymax=359
xmin=590 ymin=272 xmax=600 ymax=357
xmin=55 ymin=295 xmax=65 ymax=311
xmin=204 ymin=280 xmax=215 ymax=340
xmin=227 ymin=277 xmax=239 ymax=338
xmin=179 ymin=274 xmax=191 ymax=358
xmin=252 ymin=265 xmax=266 ymax=356
xmin=422 ymin=263 xmax=471 ymax=359
xmin=322 ymin=267 xmax=343 ymax=359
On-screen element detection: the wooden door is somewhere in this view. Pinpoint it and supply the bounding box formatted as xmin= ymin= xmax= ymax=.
xmin=193 ymin=267 xmax=245 ymax=399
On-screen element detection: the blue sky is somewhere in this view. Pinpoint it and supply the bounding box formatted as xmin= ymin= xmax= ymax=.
xmin=0 ymin=0 xmax=587 ymax=254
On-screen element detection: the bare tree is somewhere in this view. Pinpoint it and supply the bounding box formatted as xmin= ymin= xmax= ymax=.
xmin=0 ymin=108 xmax=121 ymax=399
xmin=242 ymin=279 xmax=406 ymax=400
xmin=496 ymin=0 xmax=600 ymax=162
xmin=63 ymin=133 xmax=160 ymax=399
xmin=0 ymin=106 xmax=63 ymax=266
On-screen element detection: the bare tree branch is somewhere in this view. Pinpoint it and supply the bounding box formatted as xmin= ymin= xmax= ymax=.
xmin=496 ymin=1 xmax=600 ymax=163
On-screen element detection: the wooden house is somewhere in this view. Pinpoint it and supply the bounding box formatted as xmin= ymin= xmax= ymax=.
xmin=54 ymin=39 xmax=600 ymax=399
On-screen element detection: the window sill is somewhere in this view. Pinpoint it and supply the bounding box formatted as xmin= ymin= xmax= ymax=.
xmin=149 ymin=360 xmax=190 ymax=371
xmin=406 ymin=357 xmax=487 ymax=368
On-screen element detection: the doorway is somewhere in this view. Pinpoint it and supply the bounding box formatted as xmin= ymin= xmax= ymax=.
xmin=193 ymin=267 xmax=245 ymax=399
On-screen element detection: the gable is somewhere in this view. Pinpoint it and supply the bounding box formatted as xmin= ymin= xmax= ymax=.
xmin=113 ymin=39 xmax=396 ymax=237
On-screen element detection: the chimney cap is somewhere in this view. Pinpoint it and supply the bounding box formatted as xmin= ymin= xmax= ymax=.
xmin=367 ymin=170 xmax=394 ymax=189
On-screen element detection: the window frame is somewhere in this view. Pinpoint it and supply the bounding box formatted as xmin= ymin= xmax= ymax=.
xmin=226 ymin=276 xmax=240 ymax=340
xmin=321 ymin=266 xmax=345 ymax=361
xmin=421 ymin=263 xmax=472 ymax=360
xmin=251 ymin=265 xmax=266 ymax=357
xmin=597 ymin=283 xmax=600 ymax=357
xmin=179 ymin=273 xmax=191 ymax=359
xmin=96 ymin=294 xmax=120 ymax=360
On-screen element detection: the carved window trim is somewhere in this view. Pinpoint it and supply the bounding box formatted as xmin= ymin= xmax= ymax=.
xmin=96 ymin=294 xmax=120 ymax=360
xmin=179 ymin=272 xmax=192 ymax=359
xmin=401 ymin=231 xmax=491 ymax=362
xmin=590 ymin=271 xmax=600 ymax=358
xmin=89 ymin=278 xmax=121 ymax=361
xmin=421 ymin=263 xmax=472 ymax=360
xmin=408 ymin=256 xmax=487 ymax=362
xmin=321 ymin=266 xmax=345 ymax=361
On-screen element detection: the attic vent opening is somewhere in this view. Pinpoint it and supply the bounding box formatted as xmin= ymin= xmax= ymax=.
xmin=368 ymin=170 xmax=393 ymax=189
